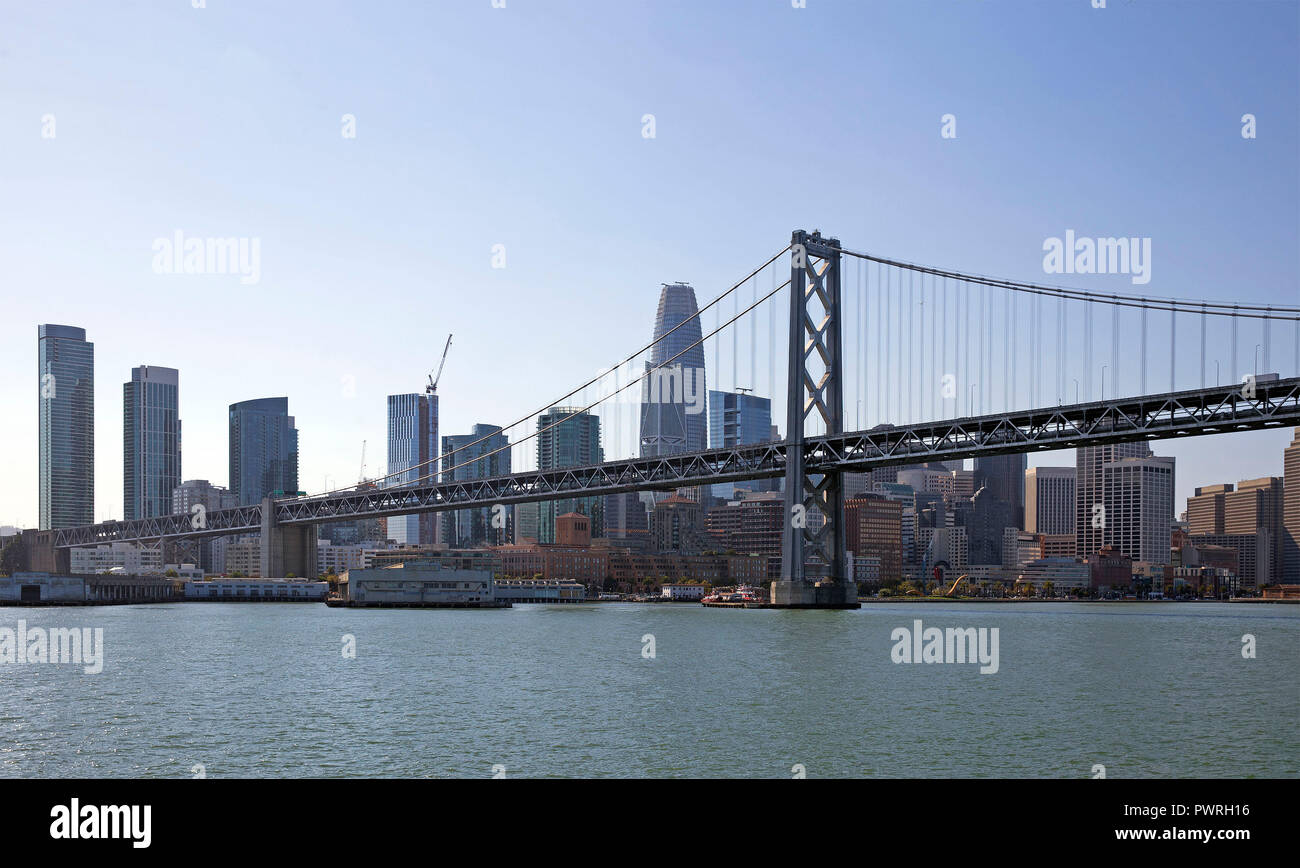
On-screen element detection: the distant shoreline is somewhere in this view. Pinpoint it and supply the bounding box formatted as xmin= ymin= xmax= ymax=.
xmin=858 ymin=597 xmax=1299 ymax=605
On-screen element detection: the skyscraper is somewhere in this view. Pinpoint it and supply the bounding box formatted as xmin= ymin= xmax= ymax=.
xmin=1075 ymin=442 xmax=1152 ymax=559
xmin=124 ymin=365 xmax=181 ymax=520
xmin=974 ymin=453 xmax=1027 ymax=529
xmin=708 ymin=389 xmax=773 ymax=497
xmin=966 ymin=485 xmax=1018 ymax=566
xmin=1283 ymin=428 xmax=1300 ymax=582
xmin=1024 ymin=466 xmax=1075 ymax=535
xmin=1187 ymin=483 xmax=1232 ymax=534
xmin=386 ymin=392 xmax=438 ymax=545
xmin=1226 ymin=477 xmax=1285 ymax=585
xmin=535 ymin=407 xmax=603 ymax=542
xmin=1102 ymin=456 xmax=1176 ymax=564
xmin=603 ymin=491 xmax=649 ymax=545
xmin=844 ymin=494 xmax=903 ymax=583
xmin=38 ymin=324 xmax=94 ymax=529
xmin=228 ymin=398 xmax=299 ymax=505
xmin=640 ymin=283 xmax=707 ymax=457
xmin=441 ymin=424 xmax=511 ymax=547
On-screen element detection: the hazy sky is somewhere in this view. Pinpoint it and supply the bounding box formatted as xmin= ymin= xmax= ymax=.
xmin=1 ymin=0 xmax=1297 ymax=528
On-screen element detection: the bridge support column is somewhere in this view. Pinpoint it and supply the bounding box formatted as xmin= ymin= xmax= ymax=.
xmin=260 ymin=498 xmax=318 ymax=579
xmin=20 ymin=529 xmax=70 ymax=574
xmin=772 ymin=230 xmax=858 ymax=609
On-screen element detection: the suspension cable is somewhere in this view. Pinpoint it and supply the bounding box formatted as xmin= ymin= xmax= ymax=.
xmin=371 ymin=273 xmax=796 ymax=492
xmin=839 ymin=247 xmax=1299 ymax=319
xmin=308 ymin=244 xmax=791 ymax=498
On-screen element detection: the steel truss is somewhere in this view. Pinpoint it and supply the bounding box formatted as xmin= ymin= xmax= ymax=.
xmin=52 ymin=379 xmax=1300 ymax=549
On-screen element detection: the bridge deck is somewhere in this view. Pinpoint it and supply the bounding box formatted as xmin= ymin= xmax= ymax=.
xmin=50 ymin=377 xmax=1300 ymax=547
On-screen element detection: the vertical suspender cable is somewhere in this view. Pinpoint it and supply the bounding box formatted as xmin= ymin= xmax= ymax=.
xmin=1200 ymin=304 xmax=1206 ymax=389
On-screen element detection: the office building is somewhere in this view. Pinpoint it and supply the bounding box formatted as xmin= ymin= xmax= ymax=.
xmin=228 ymin=398 xmax=299 ymax=505
xmin=1076 ymin=442 xmax=1152 ymax=559
xmin=650 ymin=495 xmax=709 ymax=554
xmin=535 ymin=407 xmax=603 ymax=543
xmin=124 ymin=365 xmax=181 ymax=520
xmin=38 ymin=324 xmax=94 ymax=528
xmin=386 ymin=392 xmax=438 ymax=545
xmin=974 ymin=453 xmax=1027 ymax=528
xmin=1024 ymin=466 xmax=1075 ymax=535
xmin=708 ymin=389 xmax=773 ymax=497
xmin=441 ymin=424 xmax=511 ymax=547
xmin=844 ymin=495 xmax=903 ymax=583
xmin=603 ymin=491 xmax=649 ymax=546
xmin=1282 ymin=428 xmax=1300 ymax=582
xmin=1187 ymin=483 xmax=1232 ymax=535
xmin=1103 ymin=456 xmax=1176 ymax=565
xmin=640 ymin=283 xmax=707 ymax=457
xmin=171 ymin=479 xmax=237 ymax=574
xmin=1225 ymin=477 xmax=1284 ymax=585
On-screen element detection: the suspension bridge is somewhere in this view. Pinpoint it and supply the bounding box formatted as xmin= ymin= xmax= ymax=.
xmin=25 ymin=230 xmax=1300 ymax=608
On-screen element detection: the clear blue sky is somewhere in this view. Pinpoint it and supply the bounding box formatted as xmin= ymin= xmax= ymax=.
xmin=0 ymin=0 xmax=1296 ymax=527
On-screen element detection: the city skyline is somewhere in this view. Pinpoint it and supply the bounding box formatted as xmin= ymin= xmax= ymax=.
xmin=14 ymin=315 xmax=1300 ymax=538
xmin=2 ymin=1 xmax=1296 ymax=527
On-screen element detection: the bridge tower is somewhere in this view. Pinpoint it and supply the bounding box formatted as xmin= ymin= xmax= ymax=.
xmin=771 ymin=230 xmax=859 ymax=609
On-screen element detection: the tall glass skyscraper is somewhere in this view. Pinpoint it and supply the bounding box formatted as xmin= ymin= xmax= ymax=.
xmin=708 ymin=390 xmax=772 ymax=448
xmin=534 ymin=407 xmax=603 ymax=542
xmin=708 ymin=389 xmax=774 ymax=498
xmin=441 ymin=424 xmax=510 ymax=547
xmin=386 ymin=392 xmax=438 ymax=545
xmin=124 ymin=365 xmax=181 ymax=520
xmin=640 ymin=283 xmax=707 ymax=457
xmin=228 ymin=398 xmax=299 ymax=505
xmin=38 ymin=324 xmax=94 ymax=529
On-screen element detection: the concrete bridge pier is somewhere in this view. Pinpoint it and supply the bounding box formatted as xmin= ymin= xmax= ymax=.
xmin=19 ymin=529 xmax=70 ymax=574
xmin=771 ymin=579 xmax=860 ymax=609
xmin=259 ymin=498 xmax=318 ymax=579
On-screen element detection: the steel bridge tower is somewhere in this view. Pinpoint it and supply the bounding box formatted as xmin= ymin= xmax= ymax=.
xmin=772 ymin=230 xmax=859 ymax=608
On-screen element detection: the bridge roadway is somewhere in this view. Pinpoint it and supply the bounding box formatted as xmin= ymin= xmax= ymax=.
xmin=48 ymin=376 xmax=1300 ymax=549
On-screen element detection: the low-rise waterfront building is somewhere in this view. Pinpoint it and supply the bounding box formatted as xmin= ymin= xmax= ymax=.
xmin=493 ymin=578 xmax=586 ymax=603
xmin=661 ymin=582 xmax=708 ymax=600
xmin=0 ymin=572 xmax=179 ymax=605
xmin=0 ymin=572 xmax=87 ymax=603
xmin=183 ymin=578 xmax=327 ymax=601
xmin=1017 ymin=558 xmax=1091 ymax=592
xmin=337 ymin=562 xmax=506 ymax=608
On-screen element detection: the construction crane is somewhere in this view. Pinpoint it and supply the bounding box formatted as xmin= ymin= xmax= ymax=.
xmin=427 ymin=333 xmax=453 ymax=394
